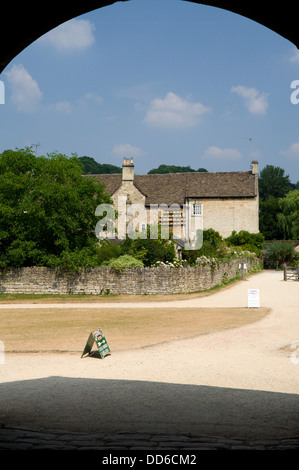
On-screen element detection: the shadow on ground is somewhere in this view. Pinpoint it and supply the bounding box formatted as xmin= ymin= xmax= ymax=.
xmin=0 ymin=376 xmax=298 ymax=442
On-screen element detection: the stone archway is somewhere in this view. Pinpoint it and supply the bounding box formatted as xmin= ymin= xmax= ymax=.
xmin=0 ymin=1 xmax=299 ymax=73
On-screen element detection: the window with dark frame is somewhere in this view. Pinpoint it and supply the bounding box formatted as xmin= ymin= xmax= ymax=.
xmin=193 ymin=203 xmax=202 ymax=215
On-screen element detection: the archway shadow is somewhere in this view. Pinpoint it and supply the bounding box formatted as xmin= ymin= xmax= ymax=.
xmin=1 ymin=1 xmax=299 ymax=74
xmin=0 ymin=376 xmax=298 ymax=442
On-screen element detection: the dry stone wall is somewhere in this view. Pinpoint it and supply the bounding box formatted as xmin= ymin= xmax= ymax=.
xmin=0 ymin=258 xmax=259 ymax=295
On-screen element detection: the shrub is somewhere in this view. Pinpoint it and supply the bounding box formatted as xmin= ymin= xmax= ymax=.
xmin=103 ymin=254 xmax=144 ymax=272
xmin=120 ymin=225 xmax=176 ymax=266
xmin=225 ymin=230 xmax=264 ymax=256
xmin=153 ymin=259 xmax=183 ymax=268
xmin=203 ymin=228 xmax=223 ymax=248
xmin=263 ymin=240 xmax=297 ymax=269
xmin=43 ymin=247 xmax=100 ymax=273
xmin=182 ymin=229 xmax=222 ymax=265
xmin=182 ymin=229 xmax=261 ymax=266
xmin=96 ymin=239 xmax=121 ymax=265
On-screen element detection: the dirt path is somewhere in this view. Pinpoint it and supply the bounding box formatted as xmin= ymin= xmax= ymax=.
xmin=0 ymin=270 xmax=298 ymax=441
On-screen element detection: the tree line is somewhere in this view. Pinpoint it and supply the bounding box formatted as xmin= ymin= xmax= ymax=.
xmin=78 ymin=156 xmax=208 ymax=174
xmin=0 ymin=148 xmax=297 ymax=272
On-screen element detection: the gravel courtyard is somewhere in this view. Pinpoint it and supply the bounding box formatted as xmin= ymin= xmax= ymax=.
xmin=0 ymin=270 xmax=298 ymax=448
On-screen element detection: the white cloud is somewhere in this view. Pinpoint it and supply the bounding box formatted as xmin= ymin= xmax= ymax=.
xmin=77 ymin=92 xmax=103 ymax=106
xmin=112 ymin=143 xmax=147 ymax=158
xmin=4 ymin=64 xmax=42 ymax=112
xmin=231 ymin=85 xmax=269 ymax=115
xmin=49 ymin=101 xmax=73 ymax=114
xmin=281 ymin=142 xmax=299 ymax=159
xmin=46 ymin=92 xmax=103 ymax=115
xmin=144 ymin=92 xmax=211 ymax=128
xmin=202 ymin=146 xmax=242 ymax=161
xmin=39 ymin=19 xmax=95 ymax=52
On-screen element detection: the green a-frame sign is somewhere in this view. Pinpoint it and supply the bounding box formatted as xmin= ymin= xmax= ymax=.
xmin=81 ymin=328 xmax=111 ymax=359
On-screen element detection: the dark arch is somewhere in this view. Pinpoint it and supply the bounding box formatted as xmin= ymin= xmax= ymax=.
xmin=1 ymin=0 xmax=299 ymax=73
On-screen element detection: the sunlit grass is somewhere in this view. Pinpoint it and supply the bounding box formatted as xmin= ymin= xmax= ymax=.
xmin=0 ymin=306 xmax=270 ymax=354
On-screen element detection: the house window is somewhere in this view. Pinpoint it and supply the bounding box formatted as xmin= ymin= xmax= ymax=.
xmin=193 ymin=203 xmax=202 ymax=215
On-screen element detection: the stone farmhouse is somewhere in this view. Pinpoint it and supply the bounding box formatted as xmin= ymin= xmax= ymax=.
xmin=90 ymin=159 xmax=259 ymax=245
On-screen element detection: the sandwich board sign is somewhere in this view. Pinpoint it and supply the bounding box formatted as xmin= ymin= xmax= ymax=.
xmin=81 ymin=328 xmax=111 ymax=358
xmin=248 ymin=289 xmax=260 ymax=308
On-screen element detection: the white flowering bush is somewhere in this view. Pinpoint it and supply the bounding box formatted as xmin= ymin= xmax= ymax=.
xmin=153 ymin=259 xmax=183 ymax=268
xmin=195 ymin=255 xmax=216 ymax=267
xmin=104 ymin=254 xmax=144 ymax=272
xmin=230 ymin=247 xmax=256 ymax=258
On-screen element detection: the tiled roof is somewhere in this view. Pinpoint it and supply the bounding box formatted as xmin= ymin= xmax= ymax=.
xmin=85 ymin=171 xmax=257 ymax=206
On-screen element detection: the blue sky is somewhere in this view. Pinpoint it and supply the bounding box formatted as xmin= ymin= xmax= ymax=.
xmin=1 ymin=0 xmax=299 ymax=182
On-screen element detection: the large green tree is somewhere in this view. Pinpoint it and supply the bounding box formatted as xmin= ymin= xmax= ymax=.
xmin=259 ymin=196 xmax=285 ymax=240
xmin=259 ymin=165 xmax=292 ymax=200
xmin=277 ymin=190 xmax=299 ymax=239
xmin=0 ymin=148 xmax=112 ymax=270
xmin=258 ymin=165 xmax=293 ymax=239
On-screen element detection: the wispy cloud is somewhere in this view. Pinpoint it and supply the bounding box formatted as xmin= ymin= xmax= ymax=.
xmin=48 ymin=101 xmax=73 ymax=114
xmin=231 ymin=85 xmax=269 ymax=115
xmin=77 ymin=92 xmax=103 ymax=106
xmin=4 ymin=64 xmax=42 ymax=112
xmin=112 ymin=143 xmax=147 ymax=158
xmin=202 ymin=146 xmax=242 ymax=161
xmin=144 ymin=92 xmax=211 ymax=128
xmin=281 ymin=142 xmax=299 ymax=159
xmin=39 ymin=19 xmax=95 ymax=52
xmin=4 ymin=63 xmax=102 ymax=115
xmin=48 ymin=92 xmax=103 ymax=114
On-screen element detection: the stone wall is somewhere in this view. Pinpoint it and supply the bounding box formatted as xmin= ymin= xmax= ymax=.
xmin=0 ymin=258 xmax=259 ymax=295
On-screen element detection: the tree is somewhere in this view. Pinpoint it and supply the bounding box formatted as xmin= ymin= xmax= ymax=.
xmin=0 ymin=148 xmax=112 ymax=270
xmin=147 ymin=164 xmax=208 ymax=174
xmin=259 ymin=165 xmax=292 ymax=200
xmin=277 ymin=190 xmax=299 ymax=239
xmin=259 ymin=196 xmax=285 ymax=240
xmin=78 ymin=156 xmax=121 ymax=174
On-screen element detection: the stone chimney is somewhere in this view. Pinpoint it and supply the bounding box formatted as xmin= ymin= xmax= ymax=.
xmin=251 ymin=160 xmax=258 ymax=175
xmin=122 ymin=158 xmax=134 ymax=182
xmin=251 ymin=160 xmax=259 ymax=201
